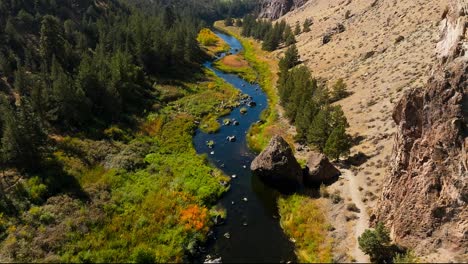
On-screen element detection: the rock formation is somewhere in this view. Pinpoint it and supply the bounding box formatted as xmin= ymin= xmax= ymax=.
xmin=258 ymin=0 xmax=308 ymax=20
xmin=375 ymin=0 xmax=467 ymax=259
xmin=250 ymin=135 xmax=303 ymax=190
xmin=303 ymin=152 xmax=341 ymax=185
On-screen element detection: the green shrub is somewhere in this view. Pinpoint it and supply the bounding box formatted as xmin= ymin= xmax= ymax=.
xmin=358 ymin=222 xmax=403 ymax=263
xmin=26 ymin=176 xmax=48 ymax=204
xmin=132 ymin=246 xmax=156 ymax=263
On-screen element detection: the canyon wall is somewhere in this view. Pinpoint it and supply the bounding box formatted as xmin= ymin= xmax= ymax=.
xmin=258 ymin=0 xmax=307 ymax=19
xmin=375 ymin=0 xmax=467 ymax=260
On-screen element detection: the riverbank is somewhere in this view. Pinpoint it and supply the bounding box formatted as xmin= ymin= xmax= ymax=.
xmin=213 ymin=22 xmax=336 ymax=263
xmin=213 ymin=21 xmax=293 ymax=153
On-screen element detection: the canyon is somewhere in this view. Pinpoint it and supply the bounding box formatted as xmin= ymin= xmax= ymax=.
xmin=266 ymin=0 xmax=467 ymax=261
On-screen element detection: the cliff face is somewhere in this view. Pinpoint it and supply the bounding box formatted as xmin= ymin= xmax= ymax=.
xmin=375 ymin=0 xmax=467 ymax=259
xmin=258 ymin=0 xmax=307 ymax=19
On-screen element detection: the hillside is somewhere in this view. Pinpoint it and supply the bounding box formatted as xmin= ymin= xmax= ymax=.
xmin=273 ymin=0 xmax=466 ymax=262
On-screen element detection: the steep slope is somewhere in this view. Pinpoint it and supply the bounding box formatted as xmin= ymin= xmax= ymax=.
xmin=274 ymin=0 xmax=466 ymax=261
xmin=258 ymin=0 xmax=308 ymax=19
xmin=375 ymin=0 xmax=467 ymax=262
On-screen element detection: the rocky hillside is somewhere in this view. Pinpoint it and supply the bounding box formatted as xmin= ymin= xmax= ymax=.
xmin=258 ymin=0 xmax=308 ymax=19
xmin=268 ymin=0 xmax=467 ymax=261
xmin=375 ymin=0 xmax=467 ymax=262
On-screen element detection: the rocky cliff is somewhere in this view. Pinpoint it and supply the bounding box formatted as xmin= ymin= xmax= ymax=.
xmin=375 ymin=0 xmax=467 ymax=260
xmin=258 ymin=0 xmax=307 ymax=19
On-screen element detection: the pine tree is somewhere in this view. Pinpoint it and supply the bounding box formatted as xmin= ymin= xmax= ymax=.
xmin=324 ymin=123 xmax=351 ymax=160
xmin=330 ymin=78 xmax=349 ymax=102
xmin=284 ymin=25 xmax=296 ymax=46
xmin=307 ymin=107 xmax=331 ymax=151
xmin=303 ymin=18 xmax=312 ymax=32
xmin=14 ymin=64 xmax=28 ymax=95
xmin=1 ymin=98 xmax=48 ymax=171
xmin=279 ymin=44 xmax=300 ymax=72
xmin=294 ymin=23 xmax=301 ymax=35
xmin=39 ymin=15 xmax=65 ymax=66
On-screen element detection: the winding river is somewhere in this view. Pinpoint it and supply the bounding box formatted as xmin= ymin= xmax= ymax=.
xmin=193 ymin=32 xmax=296 ymax=263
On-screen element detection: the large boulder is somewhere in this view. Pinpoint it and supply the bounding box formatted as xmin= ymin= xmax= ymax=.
xmin=250 ymin=136 xmax=303 ymax=190
xmin=304 ymin=152 xmax=341 ymax=185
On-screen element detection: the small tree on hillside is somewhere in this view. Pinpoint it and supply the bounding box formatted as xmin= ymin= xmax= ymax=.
xmin=358 ymin=222 xmax=395 ymax=263
xmin=294 ymin=23 xmax=301 ymax=35
xmin=303 ymin=18 xmax=312 ymax=32
xmin=284 ymin=25 xmax=296 ymax=46
xmin=279 ymin=44 xmax=300 ymax=72
xmin=324 ymin=123 xmax=351 ymax=160
xmin=330 ymin=78 xmax=350 ymax=102
xmin=235 ymin=18 xmax=243 ymax=27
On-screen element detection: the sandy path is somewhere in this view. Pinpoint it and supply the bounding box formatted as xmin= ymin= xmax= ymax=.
xmin=341 ymin=169 xmax=370 ymax=263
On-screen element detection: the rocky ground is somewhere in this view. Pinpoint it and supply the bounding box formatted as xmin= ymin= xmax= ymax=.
xmin=272 ymin=0 xmax=458 ymax=261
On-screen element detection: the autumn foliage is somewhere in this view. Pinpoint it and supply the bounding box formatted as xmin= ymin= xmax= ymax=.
xmin=180 ymin=205 xmax=209 ymax=232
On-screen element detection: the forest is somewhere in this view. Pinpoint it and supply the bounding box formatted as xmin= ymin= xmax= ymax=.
xmin=241 ymin=14 xmax=296 ymax=51
xmin=0 ymin=0 xmax=255 ymax=262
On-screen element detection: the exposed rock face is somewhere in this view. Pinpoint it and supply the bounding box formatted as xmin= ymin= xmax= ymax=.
xmin=304 ymin=152 xmax=341 ymax=185
xmin=250 ymin=135 xmax=303 ymax=189
xmin=258 ymin=0 xmax=308 ymax=19
xmin=375 ymin=0 xmax=468 ymax=258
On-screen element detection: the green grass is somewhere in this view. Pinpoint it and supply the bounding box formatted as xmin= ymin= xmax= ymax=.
xmin=0 ymin=63 xmax=238 ymax=263
xmin=214 ymin=22 xmax=289 ymax=153
xmin=213 ymin=56 xmax=257 ymax=83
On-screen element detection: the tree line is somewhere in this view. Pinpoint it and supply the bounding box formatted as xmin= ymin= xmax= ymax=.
xmin=0 ymin=0 xmax=255 ymax=172
xmin=241 ymin=14 xmax=296 ymax=51
xmin=278 ymin=45 xmax=351 ymax=160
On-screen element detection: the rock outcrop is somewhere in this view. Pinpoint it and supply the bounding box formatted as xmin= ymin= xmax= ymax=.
xmin=258 ymin=0 xmax=308 ymax=20
xmin=303 ymin=152 xmax=341 ymax=185
xmin=250 ymin=135 xmax=303 ymax=190
xmin=375 ymin=0 xmax=467 ymax=259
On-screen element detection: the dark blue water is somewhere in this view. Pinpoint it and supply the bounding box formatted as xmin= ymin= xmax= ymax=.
xmin=193 ymin=32 xmax=296 ymax=263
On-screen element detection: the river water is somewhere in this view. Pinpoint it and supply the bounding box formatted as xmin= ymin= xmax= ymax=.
xmin=193 ymin=32 xmax=296 ymax=263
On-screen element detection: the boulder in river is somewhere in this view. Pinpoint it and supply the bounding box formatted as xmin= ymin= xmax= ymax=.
xmin=303 ymin=151 xmax=341 ymax=186
xmin=250 ymin=135 xmax=303 ymax=191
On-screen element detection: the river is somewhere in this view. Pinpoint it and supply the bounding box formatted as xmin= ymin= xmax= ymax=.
xmin=193 ymin=32 xmax=296 ymax=263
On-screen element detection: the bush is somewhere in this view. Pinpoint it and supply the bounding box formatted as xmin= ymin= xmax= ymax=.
xmin=330 ymin=190 xmax=342 ymax=204
xmin=346 ymin=203 xmax=360 ymax=213
xmin=197 ymin=28 xmax=219 ymax=46
xmin=26 ymin=176 xmax=48 ymax=204
xmin=358 ymin=222 xmax=402 ymax=263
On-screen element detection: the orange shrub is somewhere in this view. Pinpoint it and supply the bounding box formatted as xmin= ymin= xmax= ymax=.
xmin=180 ymin=205 xmax=209 ymax=232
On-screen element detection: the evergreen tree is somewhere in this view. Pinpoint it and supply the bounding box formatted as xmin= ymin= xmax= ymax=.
xmin=39 ymin=15 xmax=65 ymax=66
xmin=303 ymin=18 xmax=312 ymax=32
xmin=307 ymin=106 xmax=331 ymax=150
xmin=284 ymin=25 xmax=296 ymax=46
xmin=358 ymin=222 xmax=395 ymax=263
xmin=294 ymin=22 xmax=301 ymax=35
xmin=51 ymin=56 xmax=90 ymax=126
xmin=14 ymin=64 xmax=28 ymax=95
xmin=324 ymin=123 xmax=351 ymax=160
xmin=279 ymin=44 xmax=300 ymax=72
xmin=330 ymin=78 xmax=349 ymax=102
xmin=1 ymin=98 xmax=48 ymax=171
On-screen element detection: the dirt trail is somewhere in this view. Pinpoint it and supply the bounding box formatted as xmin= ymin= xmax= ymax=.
xmin=341 ymin=169 xmax=369 ymax=263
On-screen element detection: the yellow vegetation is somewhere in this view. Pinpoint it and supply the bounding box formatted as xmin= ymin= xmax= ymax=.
xmin=278 ymin=195 xmax=333 ymax=263
xmin=197 ymin=28 xmax=230 ymax=56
